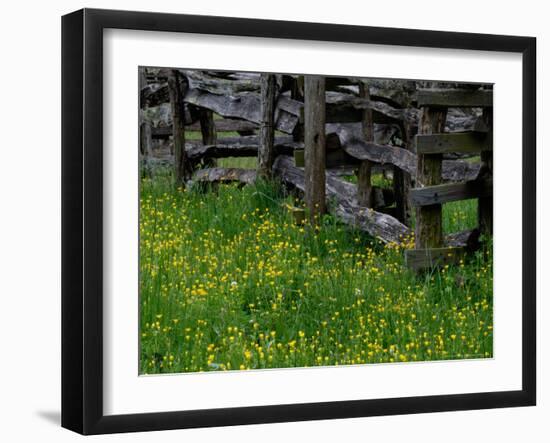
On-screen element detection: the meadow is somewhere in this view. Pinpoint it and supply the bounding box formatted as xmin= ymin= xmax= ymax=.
xmin=139 ymin=161 xmax=493 ymax=374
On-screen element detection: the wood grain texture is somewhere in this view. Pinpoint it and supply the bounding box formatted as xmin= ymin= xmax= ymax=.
xmin=273 ymin=156 xmax=411 ymax=244
xmin=258 ymin=74 xmax=277 ymax=177
xmin=415 ymin=107 xmax=447 ymax=249
xmin=304 ymin=76 xmax=327 ymax=223
xmin=410 ymin=179 xmax=493 ymax=206
xmin=357 ymin=81 xmax=374 ymax=208
xmin=416 ymin=89 xmax=493 ymax=108
xmin=166 ymin=69 xmax=193 ymax=186
xmin=415 ymin=132 xmax=492 ymax=154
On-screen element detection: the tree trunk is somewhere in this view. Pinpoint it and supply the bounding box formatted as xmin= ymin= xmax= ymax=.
xmin=304 ymin=76 xmax=326 ymax=224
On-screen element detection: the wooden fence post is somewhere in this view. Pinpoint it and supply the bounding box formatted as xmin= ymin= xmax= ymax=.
xmin=258 ymin=73 xmax=277 ymax=178
xmin=304 ymin=75 xmax=326 ymax=224
xmin=166 ymin=69 xmax=192 ymax=187
xmin=198 ymin=108 xmax=217 ymax=168
xmin=139 ymin=119 xmax=153 ymax=177
xmin=139 ymin=68 xmax=152 ymax=177
xmin=415 ymin=107 xmax=447 ymax=249
xmin=478 ymin=108 xmax=493 ymax=236
xmin=394 ymin=121 xmax=413 ymax=225
xmin=357 ymin=81 xmax=373 ymax=207
xmin=292 ymin=76 xmax=305 ymax=142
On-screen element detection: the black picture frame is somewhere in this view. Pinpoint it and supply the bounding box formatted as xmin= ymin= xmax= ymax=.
xmin=62 ymin=8 xmax=536 ymax=435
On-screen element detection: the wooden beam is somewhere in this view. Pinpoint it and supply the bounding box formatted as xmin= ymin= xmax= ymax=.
xmin=258 ymin=74 xmax=277 ymax=178
xmin=151 ymin=120 xmax=258 ymax=138
xmin=166 ymin=70 xmax=193 ymax=186
xmin=416 ymin=89 xmax=493 ymax=108
xmin=193 ymin=168 xmax=257 ymax=185
xmin=415 ymin=107 xmax=447 ymax=249
xmin=325 ymin=91 xmax=420 ymax=125
xmin=186 ymin=135 xmax=299 ymax=160
xmin=416 ymin=132 xmax=492 ymax=154
xmin=405 ymin=247 xmax=466 ymax=271
xmin=184 ymin=88 xmax=300 ymax=134
xmin=304 ymin=76 xmax=327 ymax=223
xmin=410 ymin=179 xmax=493 ymax=207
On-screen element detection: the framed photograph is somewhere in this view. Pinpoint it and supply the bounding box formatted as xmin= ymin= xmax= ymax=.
xmin=61 ymin=8 xmax=536 ymax=435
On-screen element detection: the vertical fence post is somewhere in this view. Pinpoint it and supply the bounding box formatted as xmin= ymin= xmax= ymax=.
xmin=304 ymin=75 xmax=326 ymax=224
xmin=167 ymin=69 xmax=192 ymax=187
xmin=139 ymin=68 xmax=152 ymax=178
xmin=291 ymin=76 xmax=305 ymax=143
xmin=139 ymin=119 xmax=152 ymax=177
xmin=478 ymin=107 xmax=493 ymax=236
xmin=198 ymin=108 xmax=217 ymax=168
xmin=415 ymin=106 xmax=447 ymax=249
xmin=258 ymin=73 xmax=277 ymax=178
xmin=394 ymin=121 xmax=413 ymax=225
xmin=357 ymin=81 xmax=373 ymax=208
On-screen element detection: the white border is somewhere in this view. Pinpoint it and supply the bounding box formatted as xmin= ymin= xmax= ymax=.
xmin=103 ymin=29 xmax=523 ymax=415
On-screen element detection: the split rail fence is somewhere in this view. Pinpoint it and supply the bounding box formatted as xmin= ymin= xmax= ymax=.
xmin=139 ymin=68 xmax=492 ymax=270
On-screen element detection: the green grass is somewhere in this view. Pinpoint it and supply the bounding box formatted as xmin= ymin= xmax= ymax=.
xmin=139 ymin=171 xmax=493 ymax=374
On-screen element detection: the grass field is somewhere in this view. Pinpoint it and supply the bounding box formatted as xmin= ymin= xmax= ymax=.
xmin=139 ymin=166 xmax=493 ymax=374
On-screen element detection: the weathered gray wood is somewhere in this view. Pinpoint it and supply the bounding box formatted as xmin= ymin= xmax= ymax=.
xmin=166 ymin=70 xmax=193 ymax=186
xmin=394 ymin=122 xmax=413 ymax=225
xmin=258 ymin=74 xmax=277 ymax=178
xmin=304 ymin=76 xmax=327 ymax=224
xmin=341 ymin=138 xmax=417 ymax=176
xmin=139 ymin=120 xmax=153 ymax=177
xmin=184 ymin=88 xmax=300 ymax=134
xmin=193 ymin=168 xmax=257 ymax=185
xmin=186 ymin=135 xmax=299 ymax=160
xmin=410 ymin=179 xmax=493 ymax=206
xmin=416 ymin=132 xmax=492 ymax=154
xmin=357 ymin=81 xmax=374 ymax=208
xmin=139 ymin=69 xmax=153 ymax=178
xmin=416 ymin=89 xmax=493 ymax=108
xmin=405 ymin=247 xmax=466 ymax=271
xmin=415 ymin=107 xmax=447 ymax=249
xmin=325 ymin=91 xmax=420 ymax=125
xmin=445 ymin=229 xmax=481 ymax=251
xmin=273 ymin=156 xmax=411 ymax=243
xmin=478 ymin=108 xmax=493 ymax=235
xmin=151 ymin=120 xmax=258 ymax=138
xmin=197 ymin=107 xmax=217 ymax=167
xmin=294 ymin=142 xmax=480 ymax=182
xmin=198 ymin=109 xmax=217 ymax=145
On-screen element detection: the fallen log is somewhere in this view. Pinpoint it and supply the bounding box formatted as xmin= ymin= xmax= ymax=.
xmin=193 ymin=168 xmax=257 ymax=185
xmin=186 ymin=136 xmax=301 ymax=159
xmin=273 ymin=155 xmax=411 ymax=244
